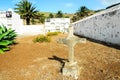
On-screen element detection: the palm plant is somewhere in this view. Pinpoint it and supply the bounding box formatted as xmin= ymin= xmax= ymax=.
xmin=36 ymin=13 xmax=45 ymax=24
xmin=72 ymin=6 xmax=91 ymax=22
xmin=76 ymin=6 xmax=90 ymax=18
xmin=15 ymin=0 xmax=38 ymax=25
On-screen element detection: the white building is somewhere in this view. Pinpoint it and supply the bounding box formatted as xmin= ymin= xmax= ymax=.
xmin=0 ymin=9 xmax=23 ymax=34
xmin=45 ymin=18 xmax=70 ymax=33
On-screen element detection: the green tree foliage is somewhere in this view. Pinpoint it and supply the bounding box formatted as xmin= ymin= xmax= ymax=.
xmin=36 ymin=13 xmax=45 ymax=24
xmin=72 ymin=15 xmax=79 ymax=22
xmin=72 ymin=6 xmax=94 ymax=22
xmin=0 ymin=25 xmax=17 ymax=54
xmin=49 ymin=13 xmax=54 ymax=18
xmin=56 ymin=10 xmax=64 ymax=18
xmin=76 ymin=6 xmax=89 ymax=17
xmin=39 ymin=17 xmax=45 ymax=24
xmin=31 ymin=18 xmax=36 ymax=24
xmin=15 ymin=0 xmax=38 ymax=25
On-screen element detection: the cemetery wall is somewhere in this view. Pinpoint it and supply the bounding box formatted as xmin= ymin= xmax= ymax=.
xmin=45 ymin=18 xmax=70 ymax=33
xmin=73 ymin=5 xmax=120 ymax=45
xmin=1 ymin=10 xmax=70 ymax=35
xmin=0 ymin=10 xmax=44 ymax=35
xmin=18 ymin=25 xmax=44 ymax=35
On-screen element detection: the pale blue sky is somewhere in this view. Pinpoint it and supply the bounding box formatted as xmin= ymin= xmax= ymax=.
xmin=0 ymin=0 xmax=120 ymax=13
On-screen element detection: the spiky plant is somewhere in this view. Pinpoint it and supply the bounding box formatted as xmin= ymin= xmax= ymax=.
xmin=0 ymin=25 xmax=17 ymax=54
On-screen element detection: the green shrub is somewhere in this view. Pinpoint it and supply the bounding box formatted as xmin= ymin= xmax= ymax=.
xmin=0 ymin=25 xmax=17 ymax=54
xmin=33 ymin=35 xmax=51 ymax=43
xmin=47 ymin=32 xmax=60 ymax=36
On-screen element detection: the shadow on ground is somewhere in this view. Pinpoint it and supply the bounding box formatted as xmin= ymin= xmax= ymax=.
xmin=48 ymin=55 xmax=68 ymax=72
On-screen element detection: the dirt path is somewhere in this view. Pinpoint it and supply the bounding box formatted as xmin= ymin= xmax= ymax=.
xmin=0 ymin=34 xmax=120 ymax=80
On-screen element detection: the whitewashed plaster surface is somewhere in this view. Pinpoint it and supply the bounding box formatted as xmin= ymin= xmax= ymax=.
xmin=45 ymin=18 xmax=70 ymax=33
xmin=0 ymin=9 xmax=23 ymax=34
xmin=73 ymin=5 xmax=120 ymax=45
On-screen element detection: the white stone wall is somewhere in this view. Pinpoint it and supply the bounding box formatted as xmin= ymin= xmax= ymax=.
xmin=45 ymin=18 xmax=70 ymax=33
xmin=18 ymin=25 xmax=44 ymax=35
xmin=73 ymin=5 xmax=120 ymax=45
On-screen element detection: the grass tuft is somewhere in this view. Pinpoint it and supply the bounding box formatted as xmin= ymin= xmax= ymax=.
xmin=33 ymin=35 xmax=51 ymax=43
xmin=47 ymin=32 xmax=60 ymax=36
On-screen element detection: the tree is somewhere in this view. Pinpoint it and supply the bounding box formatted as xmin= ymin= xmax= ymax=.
xmin=71 ymin=15 xmax=79 ymax=22
xmin=49 ymin=13 xmax=54 ymax=18
xmin=76 ymin=6 xmax=89 ymax=18
xmin=31 ymin=18 xmax=36 ymax=24
xmin=37 ymin=13 xmax=45 ymax=24
xmin=15 ymin=0 xmax=38 ymax=25
xmin=72 ymin=6 xmax=92 ymax=22
xmin=56 ymin=10 xmax=63 ymax=18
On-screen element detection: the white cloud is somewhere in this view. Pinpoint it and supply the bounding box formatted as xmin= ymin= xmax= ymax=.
xmin=65 ymin=3 xmax=74 ymax=7
xmin=99 ymin=0 xmax=120 ymax=6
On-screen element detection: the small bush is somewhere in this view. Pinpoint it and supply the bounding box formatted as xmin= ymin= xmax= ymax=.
xmin=47 ymin=32 xmax=60 ymax=36
xmin=33 ymin=35 xmax=51 ymax=43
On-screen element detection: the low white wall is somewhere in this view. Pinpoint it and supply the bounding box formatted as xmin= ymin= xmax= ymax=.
xmin=16 ymin=24 xmax=68 ymax=36
xmin=17 ymin=25 xmax=44 ymax=35
xmin=0 ymin=21 xmax=45 ymax=36
xmin=4 ymin=24 xmax=68 ymax=36
xmin=73 ymin=5 xmax=120 ymax=45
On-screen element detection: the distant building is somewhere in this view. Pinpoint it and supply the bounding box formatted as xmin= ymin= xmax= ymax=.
xmin=45 ymin=18 xmax=70 ymax=33
xmin=0 ymin=9 xmax=23 ymax=32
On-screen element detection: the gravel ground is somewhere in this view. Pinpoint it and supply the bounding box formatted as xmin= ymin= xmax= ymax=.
xmin=0 ymin=34 xmax=120 ymax=80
